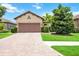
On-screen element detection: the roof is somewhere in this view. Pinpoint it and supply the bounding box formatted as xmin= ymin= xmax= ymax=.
xmin=75 ymin=15 xmax=79 ymax=18
xmin=14 ymin=11 xmax=44 ymax=20
xmin=74 ymin=14 xmax=79 ymax=19
xmin=0 ymin=18 xmax=16 ymax=24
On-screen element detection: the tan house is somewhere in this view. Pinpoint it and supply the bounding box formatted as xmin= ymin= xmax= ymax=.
xmin=15 ymin=11 xmax=43 ymax=32
xmin=74 ymin=15 xmax=79 ymax=30
xmin=0 ymin=18 xmax=16 ymax=30
xmin=15 ymin=11 xmax=79 ymax=33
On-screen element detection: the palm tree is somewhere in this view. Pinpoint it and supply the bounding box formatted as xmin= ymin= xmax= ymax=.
xmin=43 ymin=13 xmax=53 ymax=32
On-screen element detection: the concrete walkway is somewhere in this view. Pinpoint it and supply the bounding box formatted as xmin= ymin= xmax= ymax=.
xmin=0 ymin=33 xmax=61 ymax=56
xmin=44 ymin=41 xmax=79 ymax=46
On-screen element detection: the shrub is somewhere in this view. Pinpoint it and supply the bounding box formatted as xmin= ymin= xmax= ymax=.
xmin=0 ymin=30 xmax=10 ymax=33
xmin=41 ymin=27 xmax=49 ymax=32
xmin=11 ymin=27 xmax=17 ymax=33
xmin=0 ymin=25 xmax=3 ymax=30
xmin=0 ymin=23 xmax=4 ymax=31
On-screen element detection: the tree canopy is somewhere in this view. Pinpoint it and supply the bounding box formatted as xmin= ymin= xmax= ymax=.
xmin=0 ymin=4 xmax=6 ymax=17
xmin=51 ymin=4 xmax=74 ymax=34
xmin=0 ymin=4 xmax=6 ymax=31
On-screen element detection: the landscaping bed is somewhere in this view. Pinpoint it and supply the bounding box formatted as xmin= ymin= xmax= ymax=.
xmin=42 ymin=33 xmax=79 ymax=41
xmin=52 ymin=46 xmax=79 ymax=56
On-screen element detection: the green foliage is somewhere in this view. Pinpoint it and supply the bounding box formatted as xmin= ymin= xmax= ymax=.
xmin=0 ymin=25 xmax=3 ymax=30
xmin=42 ymin=33 xmax=79 ymax=41
xmin=0 ymin=30 xmax=11 ymax=33
xmin=0 ymin=4 xmax=6 ymax=31
xmin=42 ymin=13 xmax=53 ymax=32
xmin=0 ymin=4 xmax=6 ymax=17
xmin=11 ymin=27 xmax=17 ymax=33
xmin=0 ymin=23 xmax=4 ymax=31
xmin=51 ymin=4 xmax=74 ymax=34
xmin=52 ymin=46 xmax=79 ymax=56
xmin=41 ymin=27 xmax=49 ymax=32
xmin=73 ymin=28 xmax=79 ymax=33
xmin=0 ymin=33 xmax=12 ymax=39
xmin=43 ymin=13 xmax=53 ymax=23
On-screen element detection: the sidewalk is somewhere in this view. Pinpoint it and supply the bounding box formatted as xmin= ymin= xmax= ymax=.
xmin=44 ymin=41 xmax=79 ymax=46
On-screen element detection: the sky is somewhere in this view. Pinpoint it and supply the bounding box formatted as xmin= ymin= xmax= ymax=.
xmin=1 ymin=3 xmax=79 ymax=22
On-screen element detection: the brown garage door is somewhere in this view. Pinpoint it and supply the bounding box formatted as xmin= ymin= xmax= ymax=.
xmin=18 ymin=23 xmax=41 ymax=32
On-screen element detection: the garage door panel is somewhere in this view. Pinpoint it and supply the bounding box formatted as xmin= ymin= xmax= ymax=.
xmin=18 ymin=23 xmax=40 ymax=32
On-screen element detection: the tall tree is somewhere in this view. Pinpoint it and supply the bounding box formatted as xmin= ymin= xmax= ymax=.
xmin=43 ymin=13 xmax=52 ymax=23
xmin=0 ymin=4 xmax=6 ymax=17
xmin=42 ymin=13 xmax=53 ymax=32
xmin=51 ymin=4 xmax=74 ymax=34
xmin=0 ymin=4 xmax=6 ymax=32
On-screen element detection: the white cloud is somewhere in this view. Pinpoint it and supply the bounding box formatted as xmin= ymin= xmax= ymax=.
xmin=32 ymin=3 xmax=42 ymax=10
xmin=1 ymin=3 xmax=24 ymax=13
xmin=73 ymin=11 xmax=79 ymax=16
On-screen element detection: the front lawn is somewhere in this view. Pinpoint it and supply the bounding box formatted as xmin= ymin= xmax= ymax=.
xmin=42 ymin=33 xmax=79 ymax=41
xmin=0 ymin=31 xmax=13 ymax=39
xmin=52 ymin=46 xmax=79 ymax=56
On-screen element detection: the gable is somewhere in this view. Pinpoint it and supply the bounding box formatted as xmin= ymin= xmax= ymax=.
xmin=16 ymin=11 xmax=43 ymax=24
xmin=15 ymin=11 xmax=43 ymax=20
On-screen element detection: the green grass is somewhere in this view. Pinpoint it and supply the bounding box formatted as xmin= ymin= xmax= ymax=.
xmin=52 ymin=46 xmax=79 ymax=56
xmin=42 ymin=33 xmax=79 ymax=41
xmin=0 ymin=31 xmax=13 ymax=39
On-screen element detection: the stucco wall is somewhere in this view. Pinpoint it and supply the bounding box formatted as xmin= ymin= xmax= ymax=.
xmin=4 ymin=23 xmax=15 ymax=30
xmin=74 ymin=19 xmax=79 ymax=29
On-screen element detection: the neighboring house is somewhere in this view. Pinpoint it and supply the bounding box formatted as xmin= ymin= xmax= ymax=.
xmin=15 ymin=11 xmax=43 ymax=32
xmin=74 ymin=15 xmax=79 ymax=30
xmin=0 ymin=18 xmax=16 ymax=30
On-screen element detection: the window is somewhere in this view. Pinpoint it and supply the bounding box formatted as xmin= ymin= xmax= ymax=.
xmin=27 ymin=16 xmax=31 ymax=19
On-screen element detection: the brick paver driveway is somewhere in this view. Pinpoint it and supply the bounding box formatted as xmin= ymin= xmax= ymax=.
xmin=0 ymin=33 xmax=61 ymax=56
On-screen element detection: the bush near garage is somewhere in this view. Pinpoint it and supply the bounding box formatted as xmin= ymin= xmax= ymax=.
xmin=11 ymin=27 xmax=17 ymax=33
xmin=41 ymin=27 xmax=49 ymax=32
xmin=0 ymin=23 xmax=4 ymax=32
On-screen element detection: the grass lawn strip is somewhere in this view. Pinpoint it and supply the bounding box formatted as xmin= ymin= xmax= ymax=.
xmin=52 ymin=46 xmax=79 ymax=56
xmin=0 ymin=33 xmax=13 ymax=39
xmin=42 ymin=33 xmax=79 ymax=41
